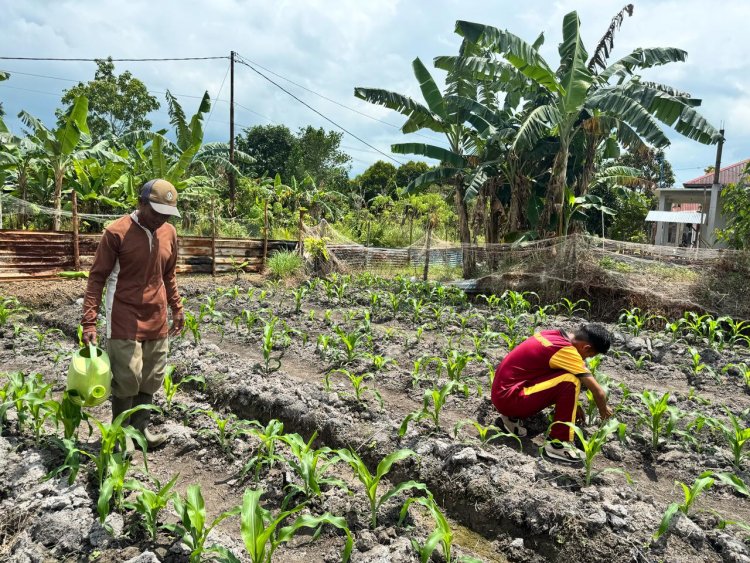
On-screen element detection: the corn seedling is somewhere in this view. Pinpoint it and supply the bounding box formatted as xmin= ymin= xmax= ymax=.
xmin=655 ymin=472 xmax=715 ymax=538
xmin=479 ymin=294 xmax=503 ymax=310
xmin=323 ymin=309 xmax=333 ymax=325
xmin=333 ymin=325 xmax=366 ymax=364
xmin=337 ymin=447 xmax=428 ymax=529
xmin=708 ymin=408 xmax=750 ymax=470
xmin=454 ymin=419 xmax=522 ymax=450
xmin=557 ymin=297 xmax=590 ymax=318
xmin=724 ymin=362 xmax=750 ymax=390
xmin=234 ymin=308 xmax=263 ymax=333
xmin=557 ymin=419 xmax=628 ymax=485
xmin=399 ymin=495 xmax=482 ymax=563
xmin=162 ymin=366 xmax=205 ymax=412
xmin=724 ymin=318 xmax=750 ymax=348
xmin=399 ymin=380 xmax=466 ymax=436
xmin=409 ymin=297 xmax=426 ymax=323
xmin=97 ymin=452 xmax=133 ymax=526
xmin=613 ymin=350 xmax=650 ymax=370
xmin=124 ymin=473 xmax=180 ymax=540
xmin=665 ymin=319 xmax=684 ymax=342
xmin=181 ymin=311 xmax=202 ymax=344
xmin=278 ymin=431 xmax=348 ymax=504
xmin=501 ymin=290 xmax=537 ymax=316
xmin=365 ymin=352 xmax=394 ymax=372
xmin=631 ymin=390 xmax=683 ymax=450
xmin=384 ymin=292 xmax=401 ymax=318
xmin=0 ymin=296 xmax=28 ymax=326
xmin=260 ymin=316 xmax=283 ymax=374
xmin=687 ymin=347 xmax=718 ymax=382
xmin=618 ymin=307 xmax=664 ymax=337
xmin=324 ymin=369 xmax=382 ymax=409
xmin=88 ymin=405 xmax=152 ymax=486
xmin=46 ymin=391 xmax=88 ymax=440
xmin=166 ymin=484 xmax=240 ymax=563
xmin=197 ymin=410 xmax=252 ymax=455
xmin=28 ymin=326 xmax=64 ymax=351
xmin=442 ymin=349 xmax=476 ymax=381
xmin=45 ymin=436 xmax=85 ymax=485
xmin=4 ymin=371 xmax=49 ymax=433
xmin=239 ymin=488 xmax=353 ymax=563
xmin=316 ymin=334 xmax=332 ymax=359
xmin=499 ymin=331 xmax=524 ymax=351
xmin=240 ymin=419 xmax=285 ymax=483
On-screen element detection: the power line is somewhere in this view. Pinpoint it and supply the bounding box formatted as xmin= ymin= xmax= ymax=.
xmin=236 ymin=54 xmax=443 ymax=143
xmin=235 ymin=55 xmax=403 ymax=166
xmin=206 ymin=62 xmax=231 ymax=125
xmin=0 ymin=56 xmax=228 ymax=62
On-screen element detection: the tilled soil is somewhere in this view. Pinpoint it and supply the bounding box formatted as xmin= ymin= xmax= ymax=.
xmin=1 ymin=274 xmax=750 ymax=563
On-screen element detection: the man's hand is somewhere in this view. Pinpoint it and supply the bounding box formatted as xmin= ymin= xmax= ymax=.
xmin=81 ymin=327 xmax=97 ymax=346
xmin=169 ymin=309 xmax=185 ymax=337
xmin=599 ymin=404 xmax=614 ymax=420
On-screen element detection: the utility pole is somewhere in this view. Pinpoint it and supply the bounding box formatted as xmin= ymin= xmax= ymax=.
xmin=229 ymin=50 xmax=236 ymax=217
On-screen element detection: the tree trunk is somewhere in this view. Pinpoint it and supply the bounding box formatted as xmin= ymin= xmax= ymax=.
xmin=72 ymin=189 xmax=80 ymax=271
xmin=455 ymin=185 xmax=475 ymax=278
xmin=262 ymin=199 xmax=269 ymax=271
xmin=19 ymin=173 xmax=28 ymax=229
xmin=53 ymin=168 xmax=63 ymax=231
xmin=541 ymin=141 xmax=570 ymax=237
xmin=576 ymin=131 xmax=599 ymax=197
xmin=423 ymin=217 xmax=433 ymax=281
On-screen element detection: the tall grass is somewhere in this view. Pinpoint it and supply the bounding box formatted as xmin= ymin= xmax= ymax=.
xmin=267 ymin=250 xmax=303 ymax=279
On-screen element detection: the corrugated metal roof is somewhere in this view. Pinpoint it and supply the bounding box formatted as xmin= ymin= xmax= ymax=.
xmin=683 ymin=159 xmax=750 ymax=187
xmin=645 ymin=211 xmax=705 ymax=224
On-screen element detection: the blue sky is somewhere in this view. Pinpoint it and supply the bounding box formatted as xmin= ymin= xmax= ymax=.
xmin=1 ymin=0 xmax=748 ymax=185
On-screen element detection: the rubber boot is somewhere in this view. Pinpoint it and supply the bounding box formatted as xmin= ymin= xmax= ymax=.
xmin=111 ymin=395 xmax=135 ymax=456
xmin=131 ymin=392 xmax=167 ymax=449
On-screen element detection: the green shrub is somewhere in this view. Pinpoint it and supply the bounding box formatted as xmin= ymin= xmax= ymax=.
xmin=267 ymin=251 xmax=303 ymax=279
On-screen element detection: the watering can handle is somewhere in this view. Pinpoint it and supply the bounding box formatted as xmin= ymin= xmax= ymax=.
xmin=87 ymin=342 xmax=97 ymax=365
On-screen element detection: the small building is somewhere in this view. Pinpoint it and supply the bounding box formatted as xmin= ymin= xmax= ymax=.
xmin=647 ymin=158 xmax=748 ymax=248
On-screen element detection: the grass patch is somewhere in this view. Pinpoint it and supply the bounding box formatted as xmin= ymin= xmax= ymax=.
xmin=267 ymin=250 xmax=303 ymax=279
xmin=599 ymin=256 xmax=636 ymax=273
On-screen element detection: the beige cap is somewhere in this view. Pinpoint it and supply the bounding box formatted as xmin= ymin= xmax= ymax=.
xmin=141 ymin=179 xmax=181 ymax=217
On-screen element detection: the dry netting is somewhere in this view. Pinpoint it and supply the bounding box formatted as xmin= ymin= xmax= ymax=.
xmin=301 ymin=221 xmax=750 ymax=321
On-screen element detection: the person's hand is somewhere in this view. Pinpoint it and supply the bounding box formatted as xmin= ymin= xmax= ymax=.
xmin=169 ymin=309 xmax=185 ymax=337
xmin=81 ymin=327 xmax=97 ymax=346
xmin=576 ymin=407 xmax=585 ymax=425
xmin=599 ymin=404 xmax=614 ymax=421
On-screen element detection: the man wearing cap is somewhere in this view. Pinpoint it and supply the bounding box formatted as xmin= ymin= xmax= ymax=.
xmin=81 ymin=179 xmax=184 ymax=453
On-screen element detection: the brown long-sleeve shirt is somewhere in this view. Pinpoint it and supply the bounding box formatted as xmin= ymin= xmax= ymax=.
xmin=82 ymin=213 xmax=182 ymax=340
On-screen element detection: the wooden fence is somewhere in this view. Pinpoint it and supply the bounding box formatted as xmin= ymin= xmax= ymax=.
xmin=0 ymin=230 xmax=296 ymax=280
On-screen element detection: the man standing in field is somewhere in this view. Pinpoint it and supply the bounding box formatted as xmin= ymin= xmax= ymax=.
xmin=81 ymin=179 xmax=184 ymax=452
xmin=491 ymin=324 xmax=612 ymax=463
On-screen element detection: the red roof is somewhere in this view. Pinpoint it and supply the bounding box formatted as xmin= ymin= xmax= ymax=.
xmin=683 ymin=159 xmax=750 ymax=187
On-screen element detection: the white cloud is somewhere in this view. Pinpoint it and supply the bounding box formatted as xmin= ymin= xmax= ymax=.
xmin=0 ymin=0 xmax=747 ymax=181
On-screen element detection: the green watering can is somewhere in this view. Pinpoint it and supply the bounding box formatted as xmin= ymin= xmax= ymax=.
xmin=67 ymin=343 xmax=112 ymax=407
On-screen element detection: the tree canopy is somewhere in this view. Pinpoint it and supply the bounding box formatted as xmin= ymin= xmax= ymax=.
xmin=57 ymin=58 xmax=160 ymax=140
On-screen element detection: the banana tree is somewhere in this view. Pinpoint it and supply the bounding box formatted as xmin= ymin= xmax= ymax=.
xmin=355 ymin=55 xmax=489 ymax=276
xmin=19 ymin=96 xmax=124 ymax=230
xmin=124 ymin=91 xmax=252 ymax=192
xmin=70 ymin=147 xmax=134 ymax=224
xmin=562 ymin=188 xmax=615 ymax=237
xmin=456 ymin=10 xmax=720 ymax=236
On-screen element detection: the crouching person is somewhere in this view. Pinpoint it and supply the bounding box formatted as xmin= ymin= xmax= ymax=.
xmin=80 ymin=179 xmax=185 ymax=454
xmin=491 ymin=324 xmax=612 ymax=463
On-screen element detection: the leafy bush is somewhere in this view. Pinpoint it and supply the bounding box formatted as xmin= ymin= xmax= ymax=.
xmin=267 ymin=250 xmax=303 ymax=279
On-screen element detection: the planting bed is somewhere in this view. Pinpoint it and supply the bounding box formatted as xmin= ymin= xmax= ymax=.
xmin=1 ymin=273 xmax=750 ymax=562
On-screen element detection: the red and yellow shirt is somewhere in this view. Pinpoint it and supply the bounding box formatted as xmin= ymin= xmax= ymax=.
xmin=491 ymin=330 xmax=588 ymax=401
